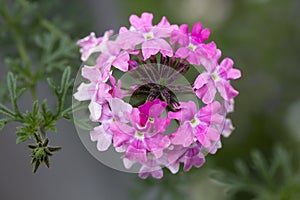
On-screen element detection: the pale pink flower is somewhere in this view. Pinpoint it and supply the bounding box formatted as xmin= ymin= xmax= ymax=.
xmin=90 ymin=99 xmax=132 ymax=151
xmin=193 ymin=57 xmax=241 ymax=104
xmin=179 ymin=142 xmax=205 ymax=171
xmin=73 ymin=65 xmax=110 ymax=101
xmin=77 ymin=30 xmax=113 ymax=61
xmin=96 ymin=40 xmax=129 ymax=73
xmin=117 ymin=12 xmax=177 ymax=60
xmin=168 ymin=101 xmax=223 ymax=150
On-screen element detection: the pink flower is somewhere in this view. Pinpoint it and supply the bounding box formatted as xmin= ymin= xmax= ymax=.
xmin=77 ymin=30 xmax=113 ymax=61
xmin=222 ymin=118 xmax=235 ymax=137
xmin=90 ymin=98 xmax=132 ymax=151
xmin=138 ymin=99 xmax=170 ymax=132
xmin=138 ymin=155 xmax=164 ymax=179
xmin=170 ymin=23 xmax=217 ymax=65
xmin=96 ymin=40 xmax=129 ymax=73
xmin=73 ymin=65 xmax=110 ymax=101
xmin=110 ymin=108 xmax=170 ymax=164
xmin=168 ymin=101 xmax=223 ymax=151
xmin=179 ymin=142 xmax=205 ymax=171
xmin=193 ymin=57 xmax=241 ymax=104
xmin=117 ymin=12 xmax=177 ymax=60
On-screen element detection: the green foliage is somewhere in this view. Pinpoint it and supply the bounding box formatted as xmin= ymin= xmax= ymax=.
xmin=210 ymin=146 xmax=300 ymax=200
xmin=0 ymin=67 xmax=73 ymax=172
xmin=0 ymin=0 xmax=77 ymax=173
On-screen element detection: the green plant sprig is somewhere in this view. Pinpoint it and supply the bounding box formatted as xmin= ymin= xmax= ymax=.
xmin=0 ymin=67 xmax=73 ymax=172
xmin=0 ymin=0 xmax=78 ymax=173
xmin=210 ymin=146 xmax=300 ymax=200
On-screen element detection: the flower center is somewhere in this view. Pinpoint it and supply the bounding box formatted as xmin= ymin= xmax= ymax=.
xmin=188 ymin=43 xmax=196 ymax=51
xmin=211 ymin=72 xmax=219 ymax=81
xmin=144 ymin=32 xmax=154 ymax=40
xmin=148 ymin=117 xmax=155 ymax=123
xmin=190 ymin=117 xmax=200 ymax=128
xmin=108 ymin=55 xmax=116 ymax=63
xmin=135 ymin=131 xmax=145 ymax=139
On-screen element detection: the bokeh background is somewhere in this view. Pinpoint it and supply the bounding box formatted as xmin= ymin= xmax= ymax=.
xmin=1 ymin=0 xmax=300 ymax=199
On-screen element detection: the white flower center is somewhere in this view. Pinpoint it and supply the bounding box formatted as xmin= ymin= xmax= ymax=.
xmin=144 ymin=32 xmax=154 ymax=40
xmin=135 ymin=131 xmax=145 ymax=140
xmin=211 ymin=71 xmax=220 ymax=81
xmin=188 ymin=43 xmax=196 ymax=51
xmin=190 ymin=117 xmax=200 ymax=128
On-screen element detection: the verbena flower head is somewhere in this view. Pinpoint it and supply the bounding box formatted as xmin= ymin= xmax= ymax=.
xmin=73 ymin=12 xmax=241 ymax=179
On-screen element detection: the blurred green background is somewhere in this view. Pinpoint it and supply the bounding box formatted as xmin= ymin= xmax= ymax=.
xmin=1 ymin=0 xmax=300 ymax=199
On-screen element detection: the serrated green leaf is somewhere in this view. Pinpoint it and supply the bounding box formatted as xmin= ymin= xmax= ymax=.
xmin=60 ymin=66 xmax=71 ymax=93
xmin=16 ymin=135 xmax=31 ymax=144
xmin=0 ymin=120 xmax=6 ymax=131
xmin=32 ymin=100 xmax=39 ymax=116
xmin=0 ymin=103 xmax=15 ymax=118
xmin=7 ymin=72 xmax=17 ymax=100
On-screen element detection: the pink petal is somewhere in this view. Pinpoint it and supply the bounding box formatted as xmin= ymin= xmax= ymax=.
xmin=110 ymin=122 xmax=135 ymax=147
xmin=81 ymin=66 xmax=102 ymax=82
xmin=170 ymin=123 xmax=194 ymax=147
xmin=142 ymin=39 xmax=173 ymax=60
xmin=129 ymin=12 xmax=153 ymax=31
xmin=88 ymin=101 xmax=102 ymax=121
xmin=90 ymin=125 xmax=113 ymax=151
xmin=117 ymin=31 xmax=144 ymax=49
xmin=126 ymin=145 xmax=147 ymax=163
xmin=187 ymin=51 xmax=201 ymax=65
xmin=145 ymin=134 xmax=170 ymax=158
xmin=112 ymin=51 xmax=129 ymax=72
xmin=228 ymin=68 xmax=241 ymax=80
xmin=168 ymin=101 xmax=197 ymax=122
xmin=202 ymin=81 xmax=217 ymax=104
xmin=175 ymin=47 xmax=190 ymax=59
xmin=73 ymin=83 xmax=95 ymax=101
xmin=222 ymin=119 xmax=235 ymax=137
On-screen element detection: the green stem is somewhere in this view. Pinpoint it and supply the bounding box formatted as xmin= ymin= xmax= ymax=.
xmin=30 ymin=86 xmax=38 ymax=101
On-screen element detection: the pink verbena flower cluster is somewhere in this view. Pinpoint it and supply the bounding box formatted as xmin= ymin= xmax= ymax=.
xmin=74 ymin=12 xmax=241 ymax=179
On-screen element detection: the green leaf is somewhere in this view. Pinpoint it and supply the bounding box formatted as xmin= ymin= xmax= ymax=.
xmin=0 ymin=103 xmax=15 ymax=118
xmin=32 ymin=100 xmax=39 ymax=116
xmin=47 ymin=78 xmax=56 ymax=91
xmin=16 ymin=135 xmax=31 ymax=144
xmin=60 ymin=66 xmax=72 ymax=94
xmin=7 ymin=72 xmax=17 ymax=101
xmin=7 ymin=72 xmax=21 ymax=116
xmin=0 ymin=119 xmax=6 ymax=131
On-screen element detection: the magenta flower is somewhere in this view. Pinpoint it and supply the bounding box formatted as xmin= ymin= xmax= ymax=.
xmin=118 ymin=12 xmax=177 ymax=60
xmin=170 ymin=22 xmax=217 ymax=65
xmin=138 ymin=99 xmax=170 ymax=132
xmin=77 ymin=30 xmax=113 ymax=61
xmin=193 ymin=57 xmax=242 ymax=104
xmin=168 ymin=101 xmax=223 ymax=150
xmin=110 ymin=108 xmax=170 ymax=163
